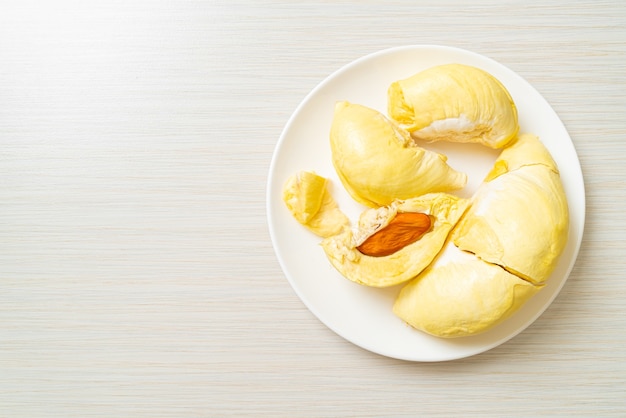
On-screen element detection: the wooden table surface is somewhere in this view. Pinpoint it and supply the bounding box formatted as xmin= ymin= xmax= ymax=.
xmin=2 ymin=1 xmax=625 ymax=416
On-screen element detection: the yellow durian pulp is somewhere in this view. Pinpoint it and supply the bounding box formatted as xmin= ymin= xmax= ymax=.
xmin=282 ymin=171 xmax=349 ymax=238
xmin=388 ymin=64 xmax=519 ymax=149
xmin=330 ymin=101 xmax=467 ymax=207
xmin=394 ymin=133 xmax=569 ymax=337
xmin=452 ymin=134 xmax=569 ymax=285
xmin=393 ymin=242 xmax=541 ymax=338
xmin=321 ymin=193 xmax=469 ymax=288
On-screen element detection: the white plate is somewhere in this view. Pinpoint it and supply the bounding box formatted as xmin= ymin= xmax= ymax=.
xmin=266 ymin=45 xmax=585 ymax=362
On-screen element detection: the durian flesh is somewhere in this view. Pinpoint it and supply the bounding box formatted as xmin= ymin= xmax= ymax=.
xmin=393 ymin=242 xmax=541 ymax=338
xmin=282 ymin=171 xmax=349 ymax=238
xmin=330 ymin=101 xmax=467 ymax=207
xmin=321 ymin=193 xmax=469 ymax=288
xmin=393 ymin=133 xmax=569 ymax=337
xmin=388 ymin=64 xmax=519 ymax=149
xmin=452 ymin=133 xmax=569 ymax=285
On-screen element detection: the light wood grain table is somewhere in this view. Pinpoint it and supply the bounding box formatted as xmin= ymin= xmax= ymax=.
xmin=2 ymin=1 xmax=625 ymax=416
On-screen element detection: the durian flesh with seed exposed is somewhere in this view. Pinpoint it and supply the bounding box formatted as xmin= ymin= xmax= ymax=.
xmin=321 ymin=193 xmax=469 ymax=288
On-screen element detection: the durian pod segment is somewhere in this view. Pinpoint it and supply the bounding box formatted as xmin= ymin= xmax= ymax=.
xmin=330 ymin=101 xmax=467 ymax=207
xmin=388 ymin=64 xmax=519 ymax=149
xmin=452 ymin=134 xmax=569 ymax=285
xmin=393 ymin=242 xmax=541 ymax=338
xmin=321 ymin=193 xmax=469 ymax=288
xmin=282 ymin=171 xmax=349 ymax=238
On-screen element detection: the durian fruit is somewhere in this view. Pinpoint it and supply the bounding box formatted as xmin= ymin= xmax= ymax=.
xmin=321 ymin=193 xmax=469 ymax=288
xmin=393 ymin=242 xmax=541 ymax=338
xmin=282 ymin=171 xmax=349 ymax=238
xmin=388 ymin=64 xmax=519 ymax=149
xmin=452 ymin=133 xmax=569 ymax=285
xmin=394 ymin=134 xmax=569 ymax=337
xmin=330 ymin=101 xmax=467 ymax=207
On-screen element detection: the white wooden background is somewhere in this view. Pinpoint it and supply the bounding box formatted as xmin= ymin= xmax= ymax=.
xmin=1 ymin=1 xmax=625 ymax=416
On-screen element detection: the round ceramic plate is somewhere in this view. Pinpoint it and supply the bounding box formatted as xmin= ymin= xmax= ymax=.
xmin=266 ymin=45 xmax=585 ymax=362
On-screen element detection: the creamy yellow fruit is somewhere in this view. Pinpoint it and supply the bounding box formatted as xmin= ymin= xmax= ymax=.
xmin=452 ymin=134 xmax=569 ymax=285
xmin=330 ymin=101 xmax=467 ymax=207
xmin=282 ymin=171 xmax=349 ymax=238
xmin=321 ymin=193 xmax=469 ymax=287
xmin=393 ymin=133 xmax=568 ymax=337
xmin=393 ymin=242 xmax=541 ymax=338
xmin=388 ymin=64 xmax=519 ymax=149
